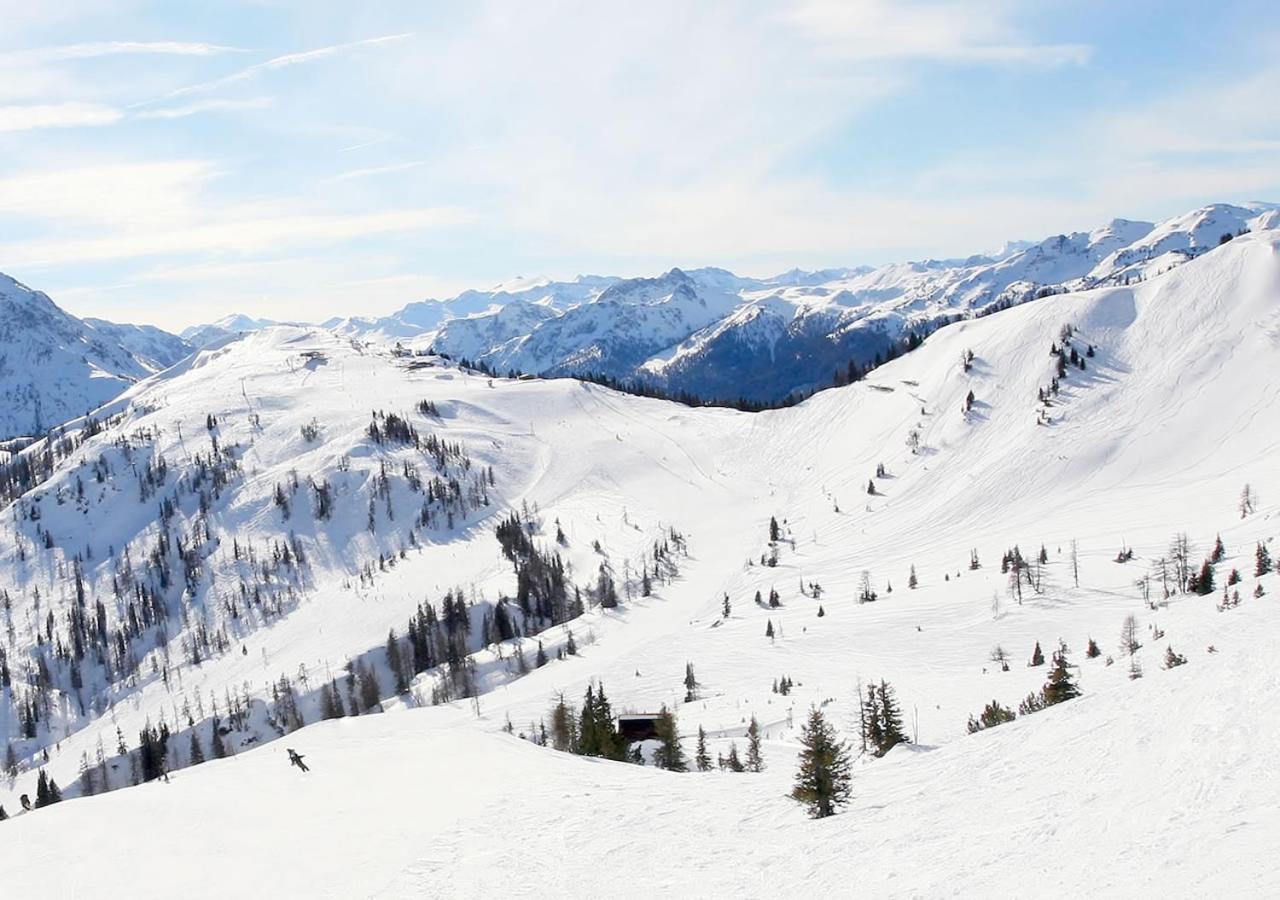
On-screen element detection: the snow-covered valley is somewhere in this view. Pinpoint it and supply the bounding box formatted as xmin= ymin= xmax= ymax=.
xmin=2 ymin=224 xmax=1279 ymax=897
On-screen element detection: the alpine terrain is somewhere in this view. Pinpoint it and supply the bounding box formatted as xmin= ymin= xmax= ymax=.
xmin=1 ymin=216 xmax=1278 ymax=896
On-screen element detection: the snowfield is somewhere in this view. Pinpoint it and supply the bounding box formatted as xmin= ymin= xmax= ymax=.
xmin=2 ymin=228 xmax=1280 ymax=896
xmin=8 ymin=596 xmax=1278 ymax=898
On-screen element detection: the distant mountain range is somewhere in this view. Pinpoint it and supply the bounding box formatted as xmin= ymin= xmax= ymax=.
xmin=4 ymin=200 xmax=1276 ymax=440
xmin=195 ymin=201 xmax=1280 ymax=403
xmin=0 ymin=273 xmax=190 ymax=441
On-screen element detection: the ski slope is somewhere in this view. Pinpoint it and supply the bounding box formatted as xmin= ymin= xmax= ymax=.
xmin=6 ymin=582 xmax=1278 ymax=898
xmin=3 ymin=229 xmax=1280 ymax=896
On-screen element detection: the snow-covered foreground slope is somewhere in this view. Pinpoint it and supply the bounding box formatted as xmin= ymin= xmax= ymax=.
xmin=7 ymin=590 xmax=1279 ymax=898
xmin=3 ymin=229 xmax=1280 ymax=896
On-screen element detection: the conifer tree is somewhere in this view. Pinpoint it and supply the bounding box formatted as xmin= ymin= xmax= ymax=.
xmin=966 ymin=700 xmax=1016 ymax=733
xmin=1085 ymin=637 xmax=1101 ymax=658
xmin=875 ymin=680 xmax=909 ymax=753
xmin=684 ymin=662 xmax=699 ymax=702
xmin=908 ymin=565 xmax=918 ymax=589
xmin=653 ymin=705 xmax=687 ymax=772
xmin=765 ymin=619 xmax=775 ymax=640
xmin=550 ymin=694 xmax=578 ymax=753
xmin=746 ymin=715 xmax=764 ymax=772
xmin=1042 ymin=646 xmax=1080 ymax=706
xmin=358 ymin=664 xmax=381 ymax=713
xmin=35 ymin=769 xmax=51 ymax=808
xmin=211 ymin=723 xmax=229 ymax=759
xmin=386 ymin=629 xmax=409 ymax=694
xmin=1194 ymin=559 xmax=1215 ymax=595
xmin=578 ymin=683 xmax=622 ymax=760
xmin=1256 ymin=541 xmax=1272 ymax=577
xmin=1018 ymin=690 xmax=1046 ymax=715
xmin=726 ymin=742 xmax=745 ymax=772
xmin=791 ymin=707 xmax=852 ymax=819
xmin=1211 ymin=535 xmax=1225 ymax=564
xmin=577 ymin=685 xmax=599 ymax=755
xmin=1163 ymin=645 xmax=1187 ymax=669
xmin=695 ymin=726 xmax=712 ymax=772
xmin=1120 ymin=614 xmax=1141 ymax=656
xmin=1029 ymin=641 xmax=1044 ymax=666
xmin=860 ymin=683 xmax=882 ymax=754
xmin=188 ymin=731 xmax=205 ymax=766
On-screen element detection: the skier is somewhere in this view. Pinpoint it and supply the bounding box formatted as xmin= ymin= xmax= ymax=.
xmin=287 ymin=748 xmax=309 ymax=772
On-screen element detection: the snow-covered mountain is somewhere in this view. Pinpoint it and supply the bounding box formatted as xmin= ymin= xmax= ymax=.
xmin=2 ymin=224 xmax=1279 ymax=895
xmin=0 ymin=273 xmax=190 ymax=441
xmin=180 ymin=313 xmax=293 ymax=349
xmin=325 ymin=201 xmax=1280 ymax=403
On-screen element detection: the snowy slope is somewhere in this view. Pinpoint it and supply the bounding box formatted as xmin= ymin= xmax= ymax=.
xmin=2 ymin=229 xmax=1279 ymax=895
xmin=7 ymin=592 xmax=1278 ymax=898
xmin=0 ymin=273 xmax=191 ymax=440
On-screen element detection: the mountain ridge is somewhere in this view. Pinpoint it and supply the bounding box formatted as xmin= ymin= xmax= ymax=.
xmin=182 ymin=201 xmax=1278 ymax=403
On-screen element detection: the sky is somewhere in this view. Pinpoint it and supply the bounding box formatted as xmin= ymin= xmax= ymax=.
xmin=1 ymin=0 xmax=1278 ymax=331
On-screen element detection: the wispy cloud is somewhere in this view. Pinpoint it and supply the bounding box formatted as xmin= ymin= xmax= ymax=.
xmin=138 ymin=33 xmax=413 ymax=106
xmin=0 ymin=207 xmax=467 ymax=268
xmin=10 ymin=41 xmax=240 ymax=64
xmin=0 ymin=160 xmax=218 ymax=226
xmin=136 ymin=96 xmax=274 ymax=120
xmin=0 ymin=102 xmax=121 ymax=132
xmin=338 ymin=137 xmax=392 ymax=153
xmin=782 ymin=0 xmax=1091 ymax=66
xmin=335 ymin=159 xmax=429 ymax=180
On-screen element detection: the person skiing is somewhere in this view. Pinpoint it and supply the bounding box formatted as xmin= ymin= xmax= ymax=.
xmin=286 ymin=748 xmax=309 ymax=772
